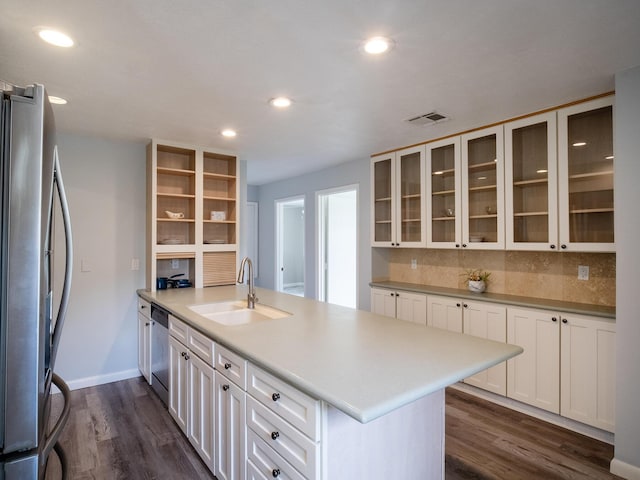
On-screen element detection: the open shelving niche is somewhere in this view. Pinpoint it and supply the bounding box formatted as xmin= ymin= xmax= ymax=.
xmin=147 ymin=141 xmax=239 ymax=291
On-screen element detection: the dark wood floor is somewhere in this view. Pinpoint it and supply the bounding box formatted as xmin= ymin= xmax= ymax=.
xmin=46 ymin=377 xmax=618 ymax=479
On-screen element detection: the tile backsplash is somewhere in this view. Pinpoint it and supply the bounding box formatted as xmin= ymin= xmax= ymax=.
xmin=383 ymin=249 xmax=615 ymax=307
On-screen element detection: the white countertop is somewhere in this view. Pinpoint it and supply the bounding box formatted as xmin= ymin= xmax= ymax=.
xmin=139 ymin=286 xmax=522 ymax=423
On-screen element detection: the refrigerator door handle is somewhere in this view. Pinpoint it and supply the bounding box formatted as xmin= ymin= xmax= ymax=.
xmin=50 ymin=145 xmax=73 ymax=370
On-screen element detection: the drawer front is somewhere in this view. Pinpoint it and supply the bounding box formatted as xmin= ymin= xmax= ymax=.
xmin=246 ymin=396 xmax=318 ymax=479
xmin=169 ymin=315 xmax=188 ymax=344
xmin=188 ymin=328 xmax=215 ymax=367
xmin=248 ymin=364 xmax=320 ymax=440
xmin=138 ymin=297 xmax=151 ymax=316
xmin=247 ymin=430 xmax=306 ymax=480
xmin=216 ymin=344 xmax=247 ymax=389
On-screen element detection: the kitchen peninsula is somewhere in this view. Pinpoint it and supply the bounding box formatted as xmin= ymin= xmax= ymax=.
xmin=138 ymin=285 xmax=522 ymax=479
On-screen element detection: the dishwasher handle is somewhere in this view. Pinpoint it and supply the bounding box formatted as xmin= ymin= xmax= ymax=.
xmin=150 ymin=304 xmax=169 ymax=328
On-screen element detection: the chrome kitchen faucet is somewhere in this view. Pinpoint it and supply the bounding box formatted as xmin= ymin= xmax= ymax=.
xmin=237 ymin=256 xmax=258 ymax=309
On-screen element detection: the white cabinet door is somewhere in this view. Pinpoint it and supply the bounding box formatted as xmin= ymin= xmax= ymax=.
xmin=560 ymin=314 xmax=616 ymax=432
xmin=169 ymin=335 xmax=189 ymax=434
xmin=504 ymin=112 xmax=559 ymax=251
xmin=370 ymin=287 xmax=396 ymax=317
xmin=506 ymin=307 xmax=560 ymax=413
xmin=463 ymin=301 xmax=507 ymax=395
xmin=461 ymin=125 xmax=505 ymax=250
xmin=215 ymin=371 xmax=246 ymax=480
xmin=371 ymin=153 xmax=396 ymax=247
xmin=395 ymin=145 xmax=426 ymax=247
xmin=395 ymin=291 xmax=427 ymax=325
xmin=426 ymin=295 xmax=463 ymax=333
xmin=189 ymin=353 xmax=215 ymax=471
xmin=137 ymin=312 xmax=152 ymax=384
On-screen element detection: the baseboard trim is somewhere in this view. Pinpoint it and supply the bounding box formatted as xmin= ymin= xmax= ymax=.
xmin=450 ymin=383 xmax=615 ymax=444
xmin=52 ymin=368 xmax=141 ymax=393
xmin=611 ymin=458 xmax=640 ymax=480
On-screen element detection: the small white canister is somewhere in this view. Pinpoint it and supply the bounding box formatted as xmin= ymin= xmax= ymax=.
xmin=210 ymin=211 xmax=226 ymax=221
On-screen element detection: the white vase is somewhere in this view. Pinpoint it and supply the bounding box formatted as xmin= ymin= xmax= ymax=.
xmin=468 ymin=280 xmax=486 ymax=293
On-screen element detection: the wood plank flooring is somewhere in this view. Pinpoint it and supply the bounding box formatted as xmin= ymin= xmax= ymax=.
xmin=46 ymin=377 xmax=619 ymax=479
xmin=445 ymin=387 xmax=619 ymax=480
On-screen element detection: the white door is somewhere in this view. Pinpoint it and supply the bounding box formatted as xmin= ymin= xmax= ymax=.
xmin=395 ymin=291 xmax=427 ymax=325
xmin=317 ymin=186 xmax=358 ymax=308
xmin=215 ymin=371 xmax=247 ymax=480
xmin=426 ymin=295 xmax=463 ymax=333
xmin=370 ymin=288 xmax=396 ymax=317
xmin=276 ymin=196 xmax=305 ymax=296
xmin=189 ymin=353 xmax=215 ymax=470
xmin=168 ymin=336 xmax=189 ymax=434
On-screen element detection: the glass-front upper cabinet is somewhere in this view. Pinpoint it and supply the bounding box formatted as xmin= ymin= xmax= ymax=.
xmin=461 ymin=126 xmax=505 ymax=249
xmin=426 ymin=137 xmax=462 ymax=248
xmin=371 ymin=147 xmax=425 ymax=247
xmin=505 ymin=112 xmax=558 ymax=250
xmin=558 ymin=96 xmax=615 ymax=252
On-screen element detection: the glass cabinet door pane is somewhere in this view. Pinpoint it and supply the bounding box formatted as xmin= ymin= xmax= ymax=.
xmin=430 ymin=144 xmax=456 ymax=243
xmin=467 ymin=134 xmax=498 ymax=243
xmin=512 ymin=122 xmax=549 ymax=243
xmin=399 ymin=151 xmax=422 ymax=243
xmin=373 ymin=159 xmax=393 ymax=243
xmin=566 ymin=106 xmax=614 ymax=243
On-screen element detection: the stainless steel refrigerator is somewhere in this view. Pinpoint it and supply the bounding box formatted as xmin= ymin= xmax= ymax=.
xmin=1 ymin=83 xmax=73 ymax=478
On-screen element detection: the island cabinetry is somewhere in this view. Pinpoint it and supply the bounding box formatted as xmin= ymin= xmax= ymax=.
xmin=506 ymin=307 xmax=560 ymax=413
xmin=168 ymin=316 xmax=216 ymax=472
xmin=504 ymin=112 xmax=558 ymax=250
xmin=247 ymin=364 xmax=321 ymax=479
xmin=557 ymin=96 xmax=615 ymax=252
xmin=137 ymin=298 xmax=152 ymax=384
xmin=461 ymin=126 xmax=505 ymax=249
xmin=426 ymin=137 xmax=462 ymax=248
xmin=371 ymin=146 xmax=426 ymax=248
xmin=370 ymin=287 xmax=426 ymax=325
xmin=214 ymin=345 xmax=247 ymax=480
xmin=147 ymin=139 xmax=239 ymax=291
xmin=560 ymin=314 xmax=615 ymax=432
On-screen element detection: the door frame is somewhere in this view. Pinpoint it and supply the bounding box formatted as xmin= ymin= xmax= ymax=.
xmin=315 ymin=184 xmax=359 ymax=307
xmin=275 ymin=195 xmax=305 ymax=293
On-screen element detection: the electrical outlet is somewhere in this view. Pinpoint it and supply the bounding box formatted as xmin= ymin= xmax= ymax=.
xmin=578 ymin=265 xmax=589 ymax=281
xmin=411 ymin=259 xmax=417 ymax=270
xmin=171 ymin=259 xmax=180 ymax=269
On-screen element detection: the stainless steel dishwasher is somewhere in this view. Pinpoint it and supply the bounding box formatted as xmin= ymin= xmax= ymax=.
xmin=150 ymin=304 xmax=169 ymax=405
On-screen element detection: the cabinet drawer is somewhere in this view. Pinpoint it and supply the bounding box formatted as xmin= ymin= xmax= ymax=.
xmin=247 ymin=396 xmax=318 ymax=479
xmin=169 ymin=315 xmax=188 ymax=344
xmin=188 ymin=328 xmax=215 ymax=367
xmin=248 ymin=364 xmax=320 ymax=440
xmin=138 ymin=297 xmax=151 ymax=316
xmin=247 ymin=430 xmax=306 ymax=480
xmin=216 ymin=343 xmax=247 ymax=389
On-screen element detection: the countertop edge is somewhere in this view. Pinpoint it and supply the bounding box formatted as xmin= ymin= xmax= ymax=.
xmin=370 ymin=281 xmax=616 ymax=319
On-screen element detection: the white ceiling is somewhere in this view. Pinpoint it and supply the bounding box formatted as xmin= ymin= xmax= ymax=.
xmin=2 ymin=1 xmax=639 ymax=185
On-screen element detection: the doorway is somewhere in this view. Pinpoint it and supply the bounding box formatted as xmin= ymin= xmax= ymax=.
xmin=317 ymin=186 xmax=358 ymax=308
xmin=275 ymin=196 xmax=305 ymax=297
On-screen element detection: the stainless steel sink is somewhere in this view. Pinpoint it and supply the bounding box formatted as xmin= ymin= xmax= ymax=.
xmin=188 ymin=301 xmax=291 ymax=326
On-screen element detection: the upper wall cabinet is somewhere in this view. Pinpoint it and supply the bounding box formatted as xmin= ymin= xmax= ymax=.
xmin=426 ymin=137 xmax=462 ymax=248
xmin=557 ymin=96 xmax=615 ymax=252
xmin=147 ymin=140 xmax=239 ymax=291
xmin=461 ymin=126 xmax=505 ymax=249
xmin=505 ymin=112 xmax=558 ymax=250
xmin=371 ymin=146 xmax=426 ymax=247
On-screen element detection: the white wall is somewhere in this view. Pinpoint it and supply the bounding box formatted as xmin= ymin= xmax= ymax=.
xmin=283 ymin=205 xmax=305 ymax=286
xmin=55 ymin=133 xmax=146 ymax=389
xmin=254 ymin=157 xmax=371 ymax=310
xmin=612 ymin=65 xmax=640 ymax=478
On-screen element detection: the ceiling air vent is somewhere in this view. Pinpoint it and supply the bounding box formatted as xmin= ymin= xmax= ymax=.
xmin=406 ymin=111 xmax=449 ymax=126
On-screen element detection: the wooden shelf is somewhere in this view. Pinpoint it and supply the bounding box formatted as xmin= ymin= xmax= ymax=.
xmin=432 ymin=168 xmax=455 ymax=176
xmin=375 ymin=197 xmax=392 ymax=202
xmin=469 ymin=185 xmax=497 ymax=192
xmin=203 ymin=195 xmax=236 ymax=201
xmin=514 ymin=211 xmax=548 ymax=217
xmin=468 ymin=161 xmax=497 ymax=170
xmin=432 ymin=189 xmax=456 ymax=196
xmin=157 ymin=167 xmax=195 ymax=176
xmin=469 ymin=214 xmax=498 ymax=220
xmin=433 ymin=217 xmax=456 ymax=221
xmin=157 ymin=218 xmax=195 ymax=223
xmin=513 ymin=178 xmax=548 ymax=187
xmin=402 ymin=218 xmax=421 ymax=223
xmin=569 ymin=171 xmax=613 ymax=180
xmin=156 ymin=251 xmax=196 ymax=260
xmin=402 ymin=194 xmax=421 ymax=200
xmin=203 ymin=172 xmax=236 ymax=180
xmin=157 ymin=192 xmax=196 ymax=199
xmin=375 ymin=220 xmax=392 ymax=224
xmin=569 ymin=208 xmax=614 ymax=214
xmin=203 ymin=220 xmax=236 ymax=224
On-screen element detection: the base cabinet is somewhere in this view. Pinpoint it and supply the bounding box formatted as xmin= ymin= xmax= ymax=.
xmin=215 ymin=371 xmax=246 ymax=480
xmin=189 ymin=353 xmax=216 ymax=470
xmin=137 ymin=298 xmax=152 ymax=384
xmin=168 ymin=335 xmax=189 ymax=434
xmin=507 ymin=308 xmax=560 ymax=413
xmin=370 ymin=287 xmax=427 ymax=325
xmin=426 ymin=295 xmax=463 ymax=333
xmin=560 ymin=314 xmax=616 ymax=432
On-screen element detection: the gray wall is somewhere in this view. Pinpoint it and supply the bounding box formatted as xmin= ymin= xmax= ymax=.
xmin=56 ymin=133 xmax=146 ymax=388
xmin=283 ymin=205 xmax=305 ymax=286
xmin=613 ymin=65 xmax=640 ymax=476
xmin=254 ymin=157 xmax=371 ymax=310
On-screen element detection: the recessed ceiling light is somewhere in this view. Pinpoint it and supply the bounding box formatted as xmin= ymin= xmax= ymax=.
xmin=269 ymin=97 xmax=292 ymax=108
xmin=221 ymin=129 xmax=237 ymax=138
xmin=37 ymin=28 xmax=74 ymax=47
xmin=572 ymin=141 xmax=587 ymax=147
xmin=363 ymin=36 xmax=393 ymax=55
xmin=48 ymin=96 xmax=67 ymax=105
